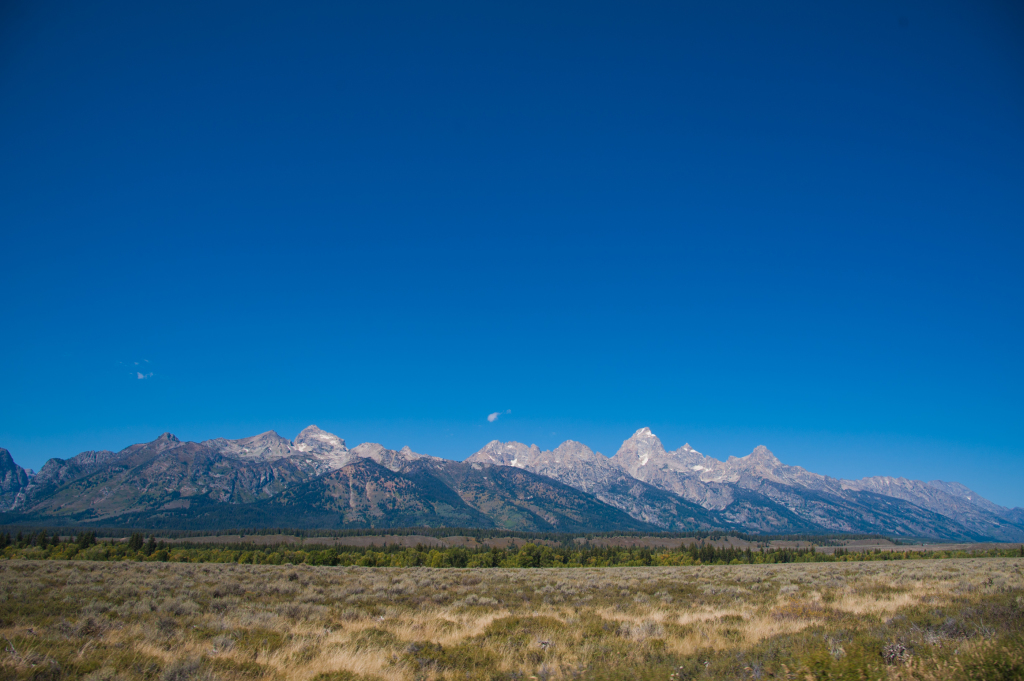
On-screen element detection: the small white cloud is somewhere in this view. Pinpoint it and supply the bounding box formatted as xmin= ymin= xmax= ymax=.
xmin=137 ymin=372 xmax=153 ymax=379
xmin=487 ymin=409 xmax=512 ymax=423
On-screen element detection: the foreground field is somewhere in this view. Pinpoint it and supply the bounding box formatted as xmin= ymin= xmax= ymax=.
xmin=1 ymin=559 xmax=1021 ymax=680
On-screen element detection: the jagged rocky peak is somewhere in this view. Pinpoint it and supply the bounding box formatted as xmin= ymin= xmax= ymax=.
xmin=348 ymin=442 xmax=424 ymax=472
xmin=733 ymin=445 xmax=781 ymax=465
xmin=350 ymin=442 xmax=387 ymax=457
xmin=145 ymin=432 xmax=183 ymax=453
xmin=0 ymin=448 xmax=28 ymax=483
xmin=720 ymin=445 xmax=796 ymax=484
xmin=551 ymin=439 xmax=592 ymax=456
xmin=549 ymin=440 xmax=610 ymax=465
xmin=467 ymin=441 xmax=541 ymax=467
xmin=204 ymin=429 xmax=295 ymax=461
xmin=293 ymin=425 xmax=347 ymax=454
xmin=467 ymin=440 xmax=618 ymax=494
xmin=612 ymin=427 xmax=668 ymax=468
xmin=669 ymin=441 xmax=710 ymax=465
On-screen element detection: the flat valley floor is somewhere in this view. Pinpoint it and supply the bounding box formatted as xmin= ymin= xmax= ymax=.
xmin=1 ymin=559 xmax=1022 ymax=680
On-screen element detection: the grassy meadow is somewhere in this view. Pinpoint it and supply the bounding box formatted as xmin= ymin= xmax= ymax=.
xmin=1 ymin=557 xmax=1022 ymax=680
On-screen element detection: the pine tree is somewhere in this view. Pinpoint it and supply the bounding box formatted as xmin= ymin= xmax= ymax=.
xmin=145 ymin=535 xmax=156 ymax=556
xmin=128 ymin=532 xmax=144 ymax=552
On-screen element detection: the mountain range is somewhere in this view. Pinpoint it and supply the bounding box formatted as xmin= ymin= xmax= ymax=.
xmin=1 ymin=426 xmax=1021 ymax=540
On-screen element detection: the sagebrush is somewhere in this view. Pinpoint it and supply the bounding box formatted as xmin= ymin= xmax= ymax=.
xmin=1 ymin=558 xmax=1022 ymax=680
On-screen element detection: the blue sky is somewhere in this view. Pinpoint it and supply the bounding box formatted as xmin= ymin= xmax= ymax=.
xmin=1 ymin=1 xmax=1022 ymax=507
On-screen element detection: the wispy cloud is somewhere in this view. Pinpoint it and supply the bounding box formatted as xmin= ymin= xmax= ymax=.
xmin=122 ymin=358 xmax=154 ymax=378
xmin=487 ymin=409 xmax=512 ymax=423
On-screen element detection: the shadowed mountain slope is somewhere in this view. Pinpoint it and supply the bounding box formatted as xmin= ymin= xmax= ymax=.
xmin=47 ymin=457 xmax=662 ymax=532
xmin=8 ymin=436 xmax=315 ymax=524
xmin=403 ymin=458 xmax=660 ymax=532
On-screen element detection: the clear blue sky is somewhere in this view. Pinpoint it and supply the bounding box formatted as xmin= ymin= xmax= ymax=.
xmin=2 ymin=1 xmax=1022 ymax=507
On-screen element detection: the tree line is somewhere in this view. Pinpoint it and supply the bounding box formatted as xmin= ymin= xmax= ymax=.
xmin=0 ymin=524 xmax=892 ymax=547
xmin=2 ymin=531 xmax=1021 ymax=567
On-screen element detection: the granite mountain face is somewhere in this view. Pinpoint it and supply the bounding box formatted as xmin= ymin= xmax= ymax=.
xmin=467 ymin=429 xmax=1018 ymax=540
xmin=604 ymin=428 xmax=1023 ymax=541
xmin=1 ymin=426 xmax=1021 ymax=540
xmin=465 ymin=440 xmax=740 ymax=532
xmin=0 ymin=448 xmax=30 ymax=511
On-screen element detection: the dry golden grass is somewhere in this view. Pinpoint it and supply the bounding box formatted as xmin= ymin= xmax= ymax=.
xmin=1 ymin=558 xmax=1021 ymax=680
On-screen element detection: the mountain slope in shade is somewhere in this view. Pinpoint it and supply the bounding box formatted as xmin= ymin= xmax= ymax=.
xmin=1003 ymin=508 xmax=1024 ymax=525
xmin=84 ymin=457 xmax=660 ymax=532
xmin=33 ymin=449 xmax=119 ymax=491
xmin=406 ymin=458 xmax=660 ymax=532
xmin=256 ymin=458 xmax=492 ymax=529
xmin=91 ymin=458 xmax=492 ymax=530
xmin=11 ymin=436 xmax=317 ymax=523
